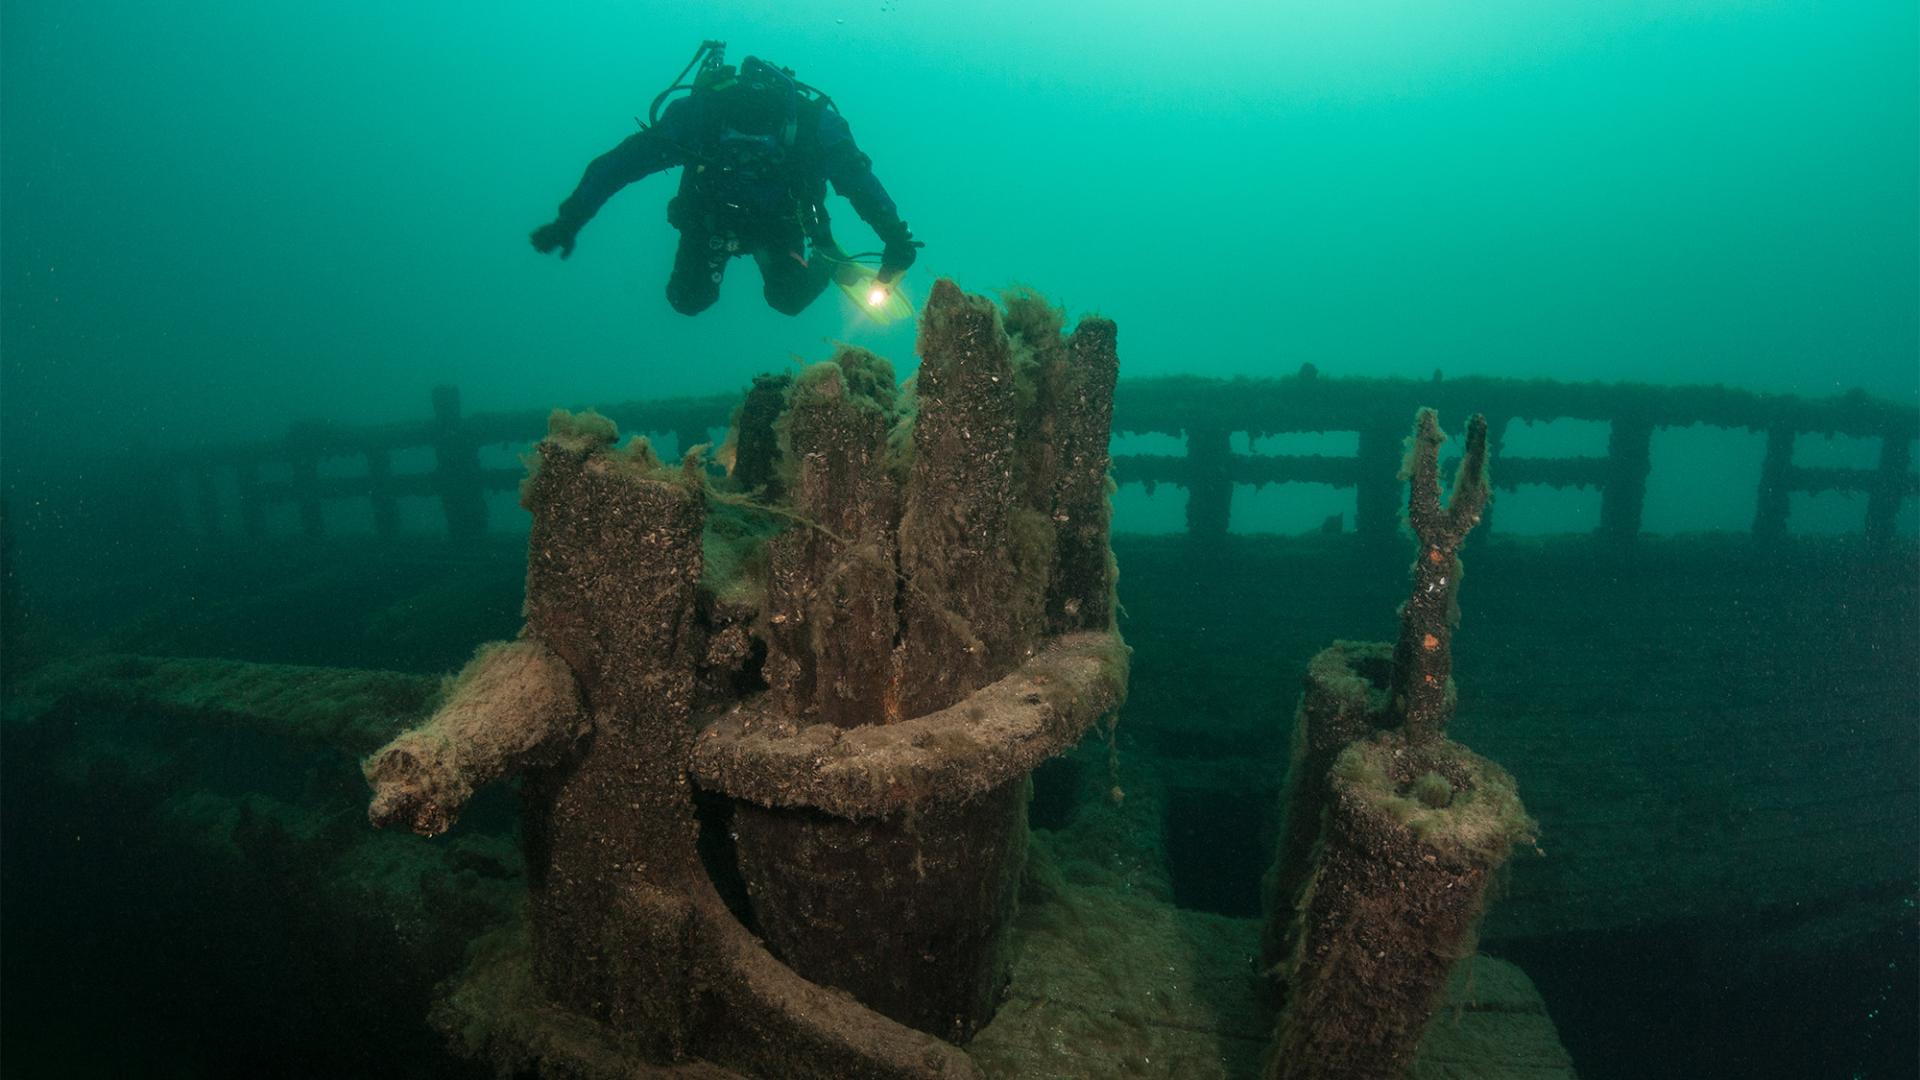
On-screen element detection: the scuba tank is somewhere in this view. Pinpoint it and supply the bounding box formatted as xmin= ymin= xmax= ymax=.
xmin=644 ymin=43 xmax=840 ymax=241
xmin=703 ymin=57 xmax=801 ymax=208
xmin=642 ymin=41 xmax=838 ymax=132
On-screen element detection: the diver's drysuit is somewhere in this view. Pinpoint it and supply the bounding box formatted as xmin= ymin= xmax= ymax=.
xmin=532 ymin=56 xmax=916 ymax=317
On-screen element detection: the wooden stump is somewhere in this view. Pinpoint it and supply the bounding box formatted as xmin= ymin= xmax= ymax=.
xmin=1268 ymin=733 xmax=1532 ymax=1080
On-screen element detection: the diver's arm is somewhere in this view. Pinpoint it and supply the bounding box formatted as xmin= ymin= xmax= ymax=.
xmin=815 ymin=109 xmax=902 ymax=233
xmin=531 ymin=103 xmax=691 ymax=258
xmin=815 ymin=110 xmax=920 ymax=282
xmin=553 ymin=129 xmax=680 ymax=229
xmin=817 ymin=112 xmax=920 ymax=281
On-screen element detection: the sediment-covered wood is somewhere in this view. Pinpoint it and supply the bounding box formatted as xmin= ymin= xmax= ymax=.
xmin=1391 ymin=410 xmax=1489 ymax=743
xmin=732 ymin=780 xmax=1029 ymax=1043
xmin=693 ymin=631 xmax=1129 ymax=821
xmin=1269 ymin=733 xmax=1533 ymax=1080
xmin=892 ymin=280 xmax=1025 ymax=718
xmin=686 ymin=872 xmax=986 ymax=1078
xmin=434 ymin=879 xmax=984 ymax=1080
xmin=7 ymin=652 xmax=436 ymax=755
xmin=1260 ymin=641 xmax=1395 ymax=971
xmin=729 ymin=372 xmax=792 ymax=496
xmin=420 ymin=419 xmax=992 ymax=1077
xmin=1047 ymin=318 xmax=1120 ymax=633
xmin=517 ymin=421 xmax=706 ymax=1054
xmin=364 ymin=639 xmax=587 ymax=836
xmin=763 ymin=351 xmax=901 ymax=728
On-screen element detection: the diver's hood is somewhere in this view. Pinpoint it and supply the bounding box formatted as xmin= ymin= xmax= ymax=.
xmin=725 ymin=57 xmax=797 ymax=138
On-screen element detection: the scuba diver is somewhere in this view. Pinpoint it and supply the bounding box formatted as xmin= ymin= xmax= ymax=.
xmin=529 ymin=41 xmax=920 ymax=318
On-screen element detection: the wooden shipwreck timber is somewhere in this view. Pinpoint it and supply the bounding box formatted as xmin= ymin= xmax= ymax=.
xmin=6 ymin=287 xmax=1912 ymax=1077
xmin=360 ymin=281 xmax=1131 ymax=1077
xmin=340 ymin=284 xmax=1571 ymax=1078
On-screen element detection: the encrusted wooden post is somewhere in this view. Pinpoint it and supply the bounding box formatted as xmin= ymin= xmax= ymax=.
xmin=695 ymin=281 xmax=1128 ymax=1045
xmin=730 ymin=372 xmax=792 ymax=496
xmin=1048 ymin=317 xmax=1121 ymax=632
xmin=1753 ymin=425 xmax=1793 ymax=539
xmin=893 ymin=283 xmax=1026 ymax=714
xmin=368 ymin=414 xmax=983 ymax=1079
xmin=431 ymin=385 xmax=488 ymax=539
xmin=1258 ymin=639 xmax=1394 ymax=972
xmin=761 ymin=350 xmax=900 ymax=729
xmin=368 ymin=283 xmax=1121 ymax=1079
xmin=517 ymin=425 xmax=705 ymax=1051
xmin=1600 ymin=415 xmax=1653 ymax=542
xmin=1185 ymin=426 xmax=1233 ymax=539
xmin=1264 ymin=409 xmax=1532 ymax=1080
xmin=1391 ymin=410 xmax=1490 ymax=744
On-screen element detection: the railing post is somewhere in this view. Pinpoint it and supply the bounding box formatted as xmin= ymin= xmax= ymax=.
xmin=1185 ymin=427 xmax=1232 ymax=538
xmin=1865 ymin=425 xmax=1915 ymax=547
xmin=431 ymin=385 xmax=488 ymax=539
xmin=1354 ymin=422 xmax=1403 ymax=540
xmin=1600 ymin=417 xmax=1653 ymax=542
xmin=1753 ymin=425 xmax=1793 ymax=539
xmin=368 ymin=449 xmax=400 ymax=540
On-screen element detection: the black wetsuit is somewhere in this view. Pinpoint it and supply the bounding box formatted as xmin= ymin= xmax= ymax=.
xmin=550 ymin=89 xmax=902 ymax=316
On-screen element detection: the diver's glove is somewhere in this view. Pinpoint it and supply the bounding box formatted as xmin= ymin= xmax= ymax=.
xmin=875 ymin=219 xmax=921 ymax=283
xmin=530 ymin=220 xmax=579 ymax=260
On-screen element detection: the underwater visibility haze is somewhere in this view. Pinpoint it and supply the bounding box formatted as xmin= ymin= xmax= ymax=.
xmin=1 ymin=1 xmax=1916 ymax=1078
xmin=3 ymin=0 xmax=1915 ymax=455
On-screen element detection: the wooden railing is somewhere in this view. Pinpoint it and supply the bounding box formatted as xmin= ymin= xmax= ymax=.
xmin=162 ymin=386 xmax=735 ymax=541
xmin=1107 ymin=373 xmax=1917 ymax=542
xmin=152 ymin=373 xmax=1918 ymax=544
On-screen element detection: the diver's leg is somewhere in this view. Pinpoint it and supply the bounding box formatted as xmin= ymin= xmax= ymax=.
xmin=666 ymin=228 xmax=727 ymax=316
xmin=756 ymin=234 xmax=833 ymax=317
